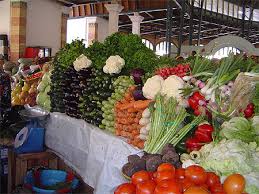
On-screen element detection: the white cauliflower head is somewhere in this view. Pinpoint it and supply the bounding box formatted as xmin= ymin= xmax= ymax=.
xmin=161 ymin=75 xmax=185 ymax=100
xmin=143 ymin=75 xmax=164 ymax=100
xmin=103 ymin=55 xmax=125 ymax=74
xmin=73 ymin=54 xmax=92 ymax=72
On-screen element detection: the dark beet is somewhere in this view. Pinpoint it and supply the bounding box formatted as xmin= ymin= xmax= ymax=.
xmin=128 ymin=154 xmax=140 ymax=164
xmin=146 ymin=155 xmax=163 ymax=172
xmin=122 ymin=162 xmax=145 ymax=177
xmin=174 ymin=161 xmax=182 ymax=169
xmin=162 ymin=151 xmax=179 ymax=164
xmin=161 ymin=143 xmax=176 ymax=156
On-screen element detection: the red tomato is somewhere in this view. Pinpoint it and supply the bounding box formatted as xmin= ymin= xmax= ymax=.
xmin=157 ymin=163 xmax=176 ymax=173
xmin=154 ymin=179 xmax=182 ymax=194
xmin=136 ymin=180 xmax=156 ymax=194
xmin=132 ymin=171 xmax=151 ymax=185
xmin=212 ymin=192 xmax=226 ymax=194
xmin=223 ymin=174 xmax=246 ymax=194
xmin=183 ymin=186 xmax=210 ymax=194
xmin=175 ymin=168 xmax=185 ymax=180
xmin=181 ymin=178 xmax=195 ymax=191
xmin=114 ymin=183 xmax=136 ymax=194
xmin=185 ymin=165 xmax=207 ymax=185
xmin=206 ymin=172 xmax=221 ymax=188
xmin=156 ymin=170 xmax=175 ymax=183
xmin=188 ymin=98 xmax=199 ymax=110
xmin=210 ymin=183 xmax=224 ymax=193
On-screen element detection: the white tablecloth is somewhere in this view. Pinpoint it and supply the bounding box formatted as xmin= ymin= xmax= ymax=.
xmin=45 ymin=113 xmax=139 ymax=194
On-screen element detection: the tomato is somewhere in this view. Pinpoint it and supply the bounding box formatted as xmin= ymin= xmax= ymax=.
xmin=212 ymin=192 xmax=226 ymax=194
xmin=206 ymin=172 xmax=221 ymax=188
xmin=136 ymin=180 xmax=156 ymax=194
xmin=154 ymin=179 xmax=182 ymax=194
xmin=114 ymin=183 xmax=136 ymax=194
xmin=148 ymin=172 xmax=155 ymax=180
xmin=188 ymin=98 xmax=199 ymax=110
xmin=223 ymin=174 xmax=245 ymax=194
xmin=156 ymin=170 xmax=175 ymax=183
xmin=181 ymin=178 xmax=195 ymax=191
xmin=175 ymin=168 xmax=185 ymax=180
xmin=157 ymin=163 xmax=175 ymax=173
xmin=185 ymin=165 xmax=207 ymax=185
xmin=183 ymin=186 xmax=210 ymax=194
xmin=132 ymin=171 xmax=151 ymax=185
xmin=210 ymin=183 xmax=224 ymax=193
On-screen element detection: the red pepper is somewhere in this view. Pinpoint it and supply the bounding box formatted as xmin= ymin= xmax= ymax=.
xmin=185 ymin=137 xmax=203 ymax=152
xmin=194 ymin=124 xmax=214 ymax=143
xmin=244 ymin=103 xmax=254 ymax=118
xmin=188 ymin=98 xmax=199 ymax=110
xmin=192 ymin=91 xmax=205 ymax=102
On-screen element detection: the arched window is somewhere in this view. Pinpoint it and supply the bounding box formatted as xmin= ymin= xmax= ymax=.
xmin=142 ymin=39 xmax=154 ymax=50
xmin=208 ymin=47 xmax=241 ymax=59
xmin=155 ymin=41 xmax=176 ymax=56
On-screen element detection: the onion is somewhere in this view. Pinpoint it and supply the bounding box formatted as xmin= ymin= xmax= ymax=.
xmin=131 ymin=68 xmax=145 ymax=85
xmin=133 ymin=86 xmax=146 ymax=100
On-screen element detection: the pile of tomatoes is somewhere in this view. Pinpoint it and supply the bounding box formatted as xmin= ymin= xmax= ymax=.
xmin=114 ymin=163 xmax=247 ymax=194
xmin=155 ymin=64 xmax=191 ymax=79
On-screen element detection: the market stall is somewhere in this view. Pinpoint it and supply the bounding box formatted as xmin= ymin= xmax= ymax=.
xmin=45 ymin=113 xmax=139 ymax=194
xmin=2 ymin=32 xmax=259 ymax=194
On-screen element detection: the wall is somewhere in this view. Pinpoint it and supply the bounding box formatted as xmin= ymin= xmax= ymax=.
xmin=26 ymin=0 xmax=67 ymax=55
xmin=0 ymin=0 xmax=10 ymax=36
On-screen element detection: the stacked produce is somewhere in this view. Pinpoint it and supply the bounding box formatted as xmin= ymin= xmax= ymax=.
xmin=11 ymin=80 xmax=38 ymax=106
xmin=115 ymin=86 xmax=152 ymax=149
xmin=116 ymin=162 xmax=247 ymax=194
xmin=100 ymin=76 xmax=134 ymax=132
xmin=50 ymin=40 xmax=86 ymax=113
xmin=80 ymin=68 xmax=115 ymax=125
xmin=36 ymin=64 xmax=51 ymax=111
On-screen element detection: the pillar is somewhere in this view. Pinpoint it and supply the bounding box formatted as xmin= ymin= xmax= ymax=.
xmin=88 ymin=23 xmax=98 ymax=46
xmin=10 ymin=0 xmax=27 ymax=61
xmin=61 ymin=13 xmax=69 ymax=48
xmin=129 ymin=12 xmax=144 ymax=35
xmin=104 ymin=3 xmax=124 ymax=35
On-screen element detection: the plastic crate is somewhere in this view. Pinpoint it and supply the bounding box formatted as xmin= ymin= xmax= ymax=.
xmin=0 ymin=146 xmax=8 ymax=160
xmin=0 ymin=159 xmax=8 ymax=176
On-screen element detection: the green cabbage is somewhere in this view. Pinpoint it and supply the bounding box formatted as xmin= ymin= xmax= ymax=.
xmin=220 ymin=117 xmax=258 ymax=144
xmin=197 ymin=139 xmax=259 ymax=193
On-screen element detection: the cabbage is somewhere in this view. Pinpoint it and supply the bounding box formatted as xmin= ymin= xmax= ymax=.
xmin=251 ymin=116 xmax=259 ymax=135
xmin=197 ymin=139 xmax=259 ymax=193
xmin=36 ymin=92 xmax=48 ymax=106
xmin=220 ymin=117 xmax=258 ymax=144
xmin=42 ymin=72 xmax=51 ymax=83
xmin=37 ymin=81 xmax=47 ymax=92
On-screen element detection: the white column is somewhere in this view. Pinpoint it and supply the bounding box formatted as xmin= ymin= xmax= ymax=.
xmin=129 ymin=12 xmax=144 ymax=35
xmin=104 ymin=3 xmax=124 ymax=35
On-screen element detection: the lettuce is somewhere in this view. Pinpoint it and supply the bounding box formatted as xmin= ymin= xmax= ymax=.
xmin=220 ymin=117 xmax=258 ymax=144
xmin=197 ymin=139 xmax=259 ymax=193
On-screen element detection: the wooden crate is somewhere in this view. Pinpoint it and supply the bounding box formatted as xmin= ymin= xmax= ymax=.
xmin=8 ymin=150 xmax=58 ymax=193
xmin=8 ymin=150 xmax=94 ymax=194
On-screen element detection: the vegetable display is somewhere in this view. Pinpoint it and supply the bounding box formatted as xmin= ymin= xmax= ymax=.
xmin=116 ymin=163 xmax=247 ymax=194
xmin=10 ymin=32 xmax=259 ymax=194
xmin=101 ymin=76 xmax=134 ymax=132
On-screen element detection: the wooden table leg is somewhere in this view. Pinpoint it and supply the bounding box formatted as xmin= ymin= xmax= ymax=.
xmin=8 ymin=148 xmax=15 ymax=193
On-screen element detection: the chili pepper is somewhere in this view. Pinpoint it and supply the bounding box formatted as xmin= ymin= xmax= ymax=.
xmin=188 ymin=98 xmax=199 ymax=110
xmin=192 ymin=91 xmax=205 ymax=102
xmin=175 ymin=139 xmax=187 ymax=154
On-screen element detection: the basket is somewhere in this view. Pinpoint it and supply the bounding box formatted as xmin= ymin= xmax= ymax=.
xmin=24 ymin=170 xmax=79 ymax=194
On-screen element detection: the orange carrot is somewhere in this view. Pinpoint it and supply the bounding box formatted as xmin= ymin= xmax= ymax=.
xmin=137 ymin=141 xmax=145 ymax=149
xmin=127 ymin=108 xmax=138 ymax=113
xmin=119 ymin=102 xmax=135 ymax=110
xmin=133 ymin=100 xmax=152 ymax=110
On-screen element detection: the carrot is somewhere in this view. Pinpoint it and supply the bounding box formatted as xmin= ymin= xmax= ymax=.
xmin=133 ymin=100 xmax=152 ymax=110
xmin=119 ymin=102 xmax=135 ymax=110
xmin=124 ymin=93 xmax=132 ymax=101
xmin=127 ymin=108 xmax=138 ymax=113
xmin=132 ymin=129 xmax=139 ymax=136
xmin=120 ymin=118 xmax=129 ymax=125
xmin=129 ymin=86 xmax=136 ymax=92
xmin=137 ymin=141 xmax=145 ymax=149
xmin=134 ymin=117 xmax=140 ymax=123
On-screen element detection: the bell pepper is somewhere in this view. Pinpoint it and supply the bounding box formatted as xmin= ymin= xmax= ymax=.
xmin=185 ymin=137 xmax=203 ymax=152
xmin=194 ymin=124 xmax=214 ymax=143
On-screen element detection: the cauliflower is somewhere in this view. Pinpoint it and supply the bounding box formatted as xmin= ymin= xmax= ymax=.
xmin=143 ymin=75 xmax=164 ymax=99
xmin=161 ymin=75 xmax=185 ymax=101
xmin=103 ymin=55 xmax=125 ymax=74
xmin=73 ymin=54 xmax=92 ymax=71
